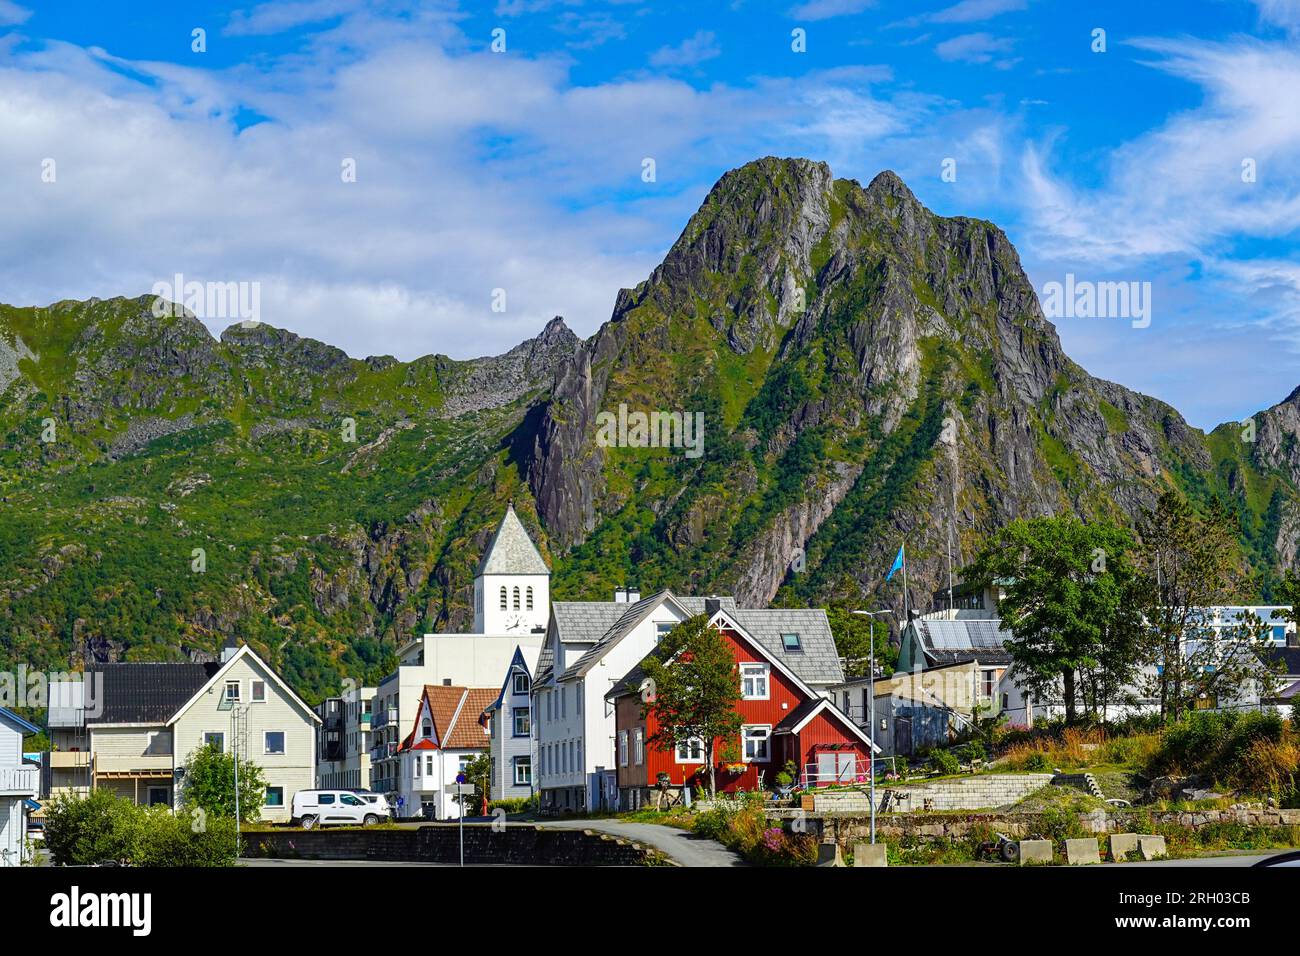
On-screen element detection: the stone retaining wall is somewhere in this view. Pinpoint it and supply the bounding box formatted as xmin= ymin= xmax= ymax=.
xmin=791 ymin=806 xmax=1300 ymax=848
xmin=241 ymin=824 xmax=662 ymax=866
xmin=811 ymin=774 xmax=1056 ymax=813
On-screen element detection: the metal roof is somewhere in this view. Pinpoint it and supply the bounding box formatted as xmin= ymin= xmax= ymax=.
xmin=475 ymin=503 xmax=549 ymax=576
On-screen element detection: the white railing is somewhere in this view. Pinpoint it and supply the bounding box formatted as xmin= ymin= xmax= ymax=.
xmin=0 ymin=766 xmax=39 ymax=796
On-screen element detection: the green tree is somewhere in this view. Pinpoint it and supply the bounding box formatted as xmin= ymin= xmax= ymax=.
xmin=458 ymin=752 xmax=492 ymax=816
xmin=180 ymin=743 xmax=267 ymax=823
xmin=967 ymin=515 xmax=1143 ymax=724
xmin=640 ymin=615 xmax=743 ymax=797
xmin=1137 ymin=492 xmax=1250 ymax=722
xmin=826 ymin=604 xmax=895 ymax=678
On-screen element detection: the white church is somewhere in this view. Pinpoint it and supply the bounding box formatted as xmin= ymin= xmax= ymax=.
xmin=369 ymin=502 xmax=550 ymax=803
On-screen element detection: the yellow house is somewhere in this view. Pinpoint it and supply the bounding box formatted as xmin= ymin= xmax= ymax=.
xmin=47 ymin=639 xmax=320 ymax=822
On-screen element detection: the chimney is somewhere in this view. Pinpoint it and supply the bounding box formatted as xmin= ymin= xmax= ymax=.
xmin=614 ymin=587 xmax=627 ymax=604
xmin=704 ymin=596 xmax=721 ymax=618
xmin=626 ymin=586 xmax=641 ymax=602
xmin=220 ymin=635 xmax=240 ymax=664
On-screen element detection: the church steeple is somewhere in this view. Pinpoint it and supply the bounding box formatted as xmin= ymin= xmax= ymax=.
xmin=472 ymin=502 xmax=550 ymax=634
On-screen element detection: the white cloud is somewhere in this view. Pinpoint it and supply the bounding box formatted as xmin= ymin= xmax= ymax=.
xmin=935 ymin=31 xmax=1017 ymax=66
xmin=649 ymin=30 xmax=720 ymax=68
xmin=787 ymin=0 xmax=876 ymax=21
xmin=0 ymin=26 xmax=990 ymax=363
xmin=1253 ymin=0 xmax=1300 ymax=32
xmin=893 ymin=0 xmax=1027 ymax=28
xmin=0 ymin=1 xmax=29 ymax=27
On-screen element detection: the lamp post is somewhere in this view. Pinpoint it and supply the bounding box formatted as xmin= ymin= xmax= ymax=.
xmin=852 ymin=609 xmax=893 ymax=845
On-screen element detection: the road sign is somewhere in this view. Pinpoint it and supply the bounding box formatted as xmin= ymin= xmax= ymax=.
xmin=455 ymin=772 xmax=466 ymax=784
xmin=452 ymin=784 xmax=475 ymax=795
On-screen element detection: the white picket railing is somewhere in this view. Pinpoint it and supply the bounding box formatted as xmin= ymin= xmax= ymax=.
xmin=0 ymin=766 xmax=38 ymax=796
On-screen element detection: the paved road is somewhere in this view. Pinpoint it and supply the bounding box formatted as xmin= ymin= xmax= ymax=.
xmin=242 ymin=858 xmax=445 ymax=867
xmin=539 ymin=819 xmax=745 ymax=867
xmin=1110 ymin=852 xmax=1277 ymax=868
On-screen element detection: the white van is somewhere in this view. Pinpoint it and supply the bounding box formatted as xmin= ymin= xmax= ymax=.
xmin=291 ymin=789 xmax=391 ymax=829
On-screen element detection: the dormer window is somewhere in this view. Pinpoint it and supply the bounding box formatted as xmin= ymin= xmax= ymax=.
xmin=781 ymin=633 xmax=802 ymax=652
xmin=422 ymin=720 xmax=432 ymax=738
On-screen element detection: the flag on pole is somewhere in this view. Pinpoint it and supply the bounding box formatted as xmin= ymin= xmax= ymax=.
xmin=886 ymin=544 xmax=905 ymax=582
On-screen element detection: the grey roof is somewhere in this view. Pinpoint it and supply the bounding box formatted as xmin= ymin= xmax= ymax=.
xmin=560 ymin=592 xmax=680 ymax=681
xmin=86 ymin=662 xmax=221 ymax=724
xmin=606 ymin=604 xmax=844 ymax=696
xmin=476 ymin=504 xmax=549 ymax=576
xmin=535 ymin=601 xmax=629 ymax=684
xmin=916 ymin=618 xmax=1013 ymax=666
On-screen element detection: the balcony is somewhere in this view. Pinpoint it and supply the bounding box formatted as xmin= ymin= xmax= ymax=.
xmin=0 ymin=766 xmax=39 ymax=797
xmin=95 ymin=754 xmax=172 ymax=775
xmin=371 ymin=707 xmax=398 ymax=730
xmin=47 ymin=751 xmax=94 ymax=770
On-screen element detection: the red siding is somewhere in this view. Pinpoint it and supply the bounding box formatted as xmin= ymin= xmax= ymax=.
xmin=793 ymin=710 xmax=874 ymax=785
xmin=612 ymin=623 xmax=866 ymax=793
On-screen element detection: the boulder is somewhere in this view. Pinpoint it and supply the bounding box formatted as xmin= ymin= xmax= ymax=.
xmin=1065 ymin=838 xmax=1100 ymax=865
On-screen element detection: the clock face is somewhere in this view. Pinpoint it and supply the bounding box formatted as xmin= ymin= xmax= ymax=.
xmin=504 ymin=614 xmax=527 ymax=631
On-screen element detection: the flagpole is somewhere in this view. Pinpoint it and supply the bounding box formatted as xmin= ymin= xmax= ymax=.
xmin=901 ymin=543 xmax=909 ymax=621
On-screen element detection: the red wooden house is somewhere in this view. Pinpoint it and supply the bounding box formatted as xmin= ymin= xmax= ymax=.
xmin=606 ymin=605 xmax=878 ymax=809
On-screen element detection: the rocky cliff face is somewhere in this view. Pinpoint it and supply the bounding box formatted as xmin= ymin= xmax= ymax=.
xmin=2 ymin=156 xmax=1298 ymax=699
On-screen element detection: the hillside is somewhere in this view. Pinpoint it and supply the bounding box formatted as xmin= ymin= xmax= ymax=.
xmin=3 ymin=157 xmax=1299 ymax=701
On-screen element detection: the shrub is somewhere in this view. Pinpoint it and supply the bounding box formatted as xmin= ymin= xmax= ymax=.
xmin=930 ymin=750 xmax=960 ymax=775
xmin=488 ymin=794 xmax=538 ymax=814
xmin=1021 ymin=752 xmax=1051 ymax=772
xmin=43 ymin=791 xmax=239 ymax=867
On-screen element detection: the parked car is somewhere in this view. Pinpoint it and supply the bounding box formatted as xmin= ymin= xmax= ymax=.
xmin=348 ymin=789 xmax=392 ymax=814
xmin=291 ymin=789 xmax=391 ymax=829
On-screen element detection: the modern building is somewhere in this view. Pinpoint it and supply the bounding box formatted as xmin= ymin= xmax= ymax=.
xmin=44 ymin=639 xmax=320 ymax=822
xmin=481 ymin=645 xmax=539 ymax=803
xmin=370 ymin=503 xmax=549 ymax=801
xmin=0 ymin=708 xmax=40 ymax=867
xmin=315 ymin=684 xmax=375 ymax=791
xmin=391 ymin=684 xmax=496 ymax=819
xmin=606 ymin=600 xmax=876 ymax=808
xmin=532 ymin=589 xmax=843 ymax=814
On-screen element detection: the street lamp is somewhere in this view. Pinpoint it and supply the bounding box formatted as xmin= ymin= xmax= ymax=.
xmin=852 ymin=609 xmax=893 ymax=845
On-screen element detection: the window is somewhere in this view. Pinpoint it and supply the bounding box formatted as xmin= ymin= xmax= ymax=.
xmin=980 ymin=669 xmax=997 ymax=699
xmin=618 ymin=731 xmax=629 ymax=767
xmin=513 ymin=586 xmax=521 ymax=609
xmin=741 ymin=663 xmax=770 ymax=700
xmin=634 ymin=728 xmax=644 ymax=765
xmin=318 ymin=793 xmax=336 ymax=805
xmin=500 ymin=586 xmax=507 ymax=610
xmin=422 ymin=719 xmax=432 ymax=739
xmin=513 ymin=707 xmax=530 ymax=737
xmin=458 ymin=754 xmax=473 ymax=773
xmin=264 ymin=731 xmax=285 ymax=755
xmin=546 ymin=691 xmax=553 ymax=722
xmin=781 ymin=632 xmax=802 ymax=652
xmin=425 ymin=755 xmax=434 ymax=776
xmin=675 ymin=738 xmax=704 ymax=763
xmin=576 ymin=685 xmax=582 ymax=715
xmin=655 ymin=621 xmax=675 ymax=642
xmin=224 ymin=680 xmax=240 ymax=703
xmin=265 ymin=787 xmax=284 ymax=807
xmin=513 ymin=673 xmax=529 ymax=695
xmin=513 ymin=756 xmax=532 ymax=786
xmin=742 ymin=725 xmax=771 ymax=762
xmin=251 ymin=680 xmax=267 ymax=703
xmin=341 ymin=794 xmax=363 ymax=806
xmin=204 ymin=732 xmax=225 ymax=752
xmin=526 ymin=587 xmax=534 ymax=610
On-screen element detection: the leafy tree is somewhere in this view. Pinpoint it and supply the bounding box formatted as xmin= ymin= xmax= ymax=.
xmin=640 ymin=614 xmax=743 ymax=797
xmin=967 ymin=515 xmax=1143 ymax=724
xmin=180 ymin=743 xmax=267 ymax=823
xmin=825 ymin=604 xmax=895 ymax=679
xmin=43 ymin=790 xmax=237 ymax=866
xmin=1137 ymin=492 xmax=1253 ymax=722
xmin=457 ymin=752 xmax=492 ymax=816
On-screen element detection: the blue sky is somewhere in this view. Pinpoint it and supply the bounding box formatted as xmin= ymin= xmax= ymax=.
xmin=1 ymin=0 xmax=1298 ymax=428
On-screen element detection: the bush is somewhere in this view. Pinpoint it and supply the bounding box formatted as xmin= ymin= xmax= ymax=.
xmin=488 ymin=794 xmax=538 ymax=814
xmin=43 ymin=791 xmax=239 ymax=867
xmin=929 ymin=750 xmax=960 ymax=775
xmin=1149 ymin=711 xmax=1293 ymax=792
xmin=1021 ymin=752 xmax=1051 ymax=772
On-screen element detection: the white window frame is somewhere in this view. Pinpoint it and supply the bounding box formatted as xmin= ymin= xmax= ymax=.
xmin=224 ymin=680 xmax=241 ymax=703
xmin=674 ymin=737 xmax=705 ymax=764
xmin=514 ymin=756 xmax=531 ymax=786
xmin=263 ymin=731 xmax=286 ymax=755
xmin=740 ymin=663 xmax=770 ymax=701
xmin=512 ymin=673 xmax=529 ymax=695
xmin=618 ymin=730 xmax=629 ymax=767
xmin=204 ymin=731 xmax=225 ymax=752
xmin=250 ymin=679 xmax=267 ymax=703
xmin=634 ymin=728 xmax=644 ymax=766
xmin=742 ymin=724 xmax=771 ymax=763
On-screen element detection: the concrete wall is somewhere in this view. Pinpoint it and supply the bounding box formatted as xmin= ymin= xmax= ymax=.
xmin=240 ymin=824 xmax=663 ymax=866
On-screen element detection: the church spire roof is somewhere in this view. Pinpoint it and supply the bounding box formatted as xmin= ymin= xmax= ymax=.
xmin=476 ymin=502 xmax=550 ymax=576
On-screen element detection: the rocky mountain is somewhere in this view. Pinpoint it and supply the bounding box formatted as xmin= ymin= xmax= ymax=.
xmin=3 ymin=156 xmax=1298 ymax=701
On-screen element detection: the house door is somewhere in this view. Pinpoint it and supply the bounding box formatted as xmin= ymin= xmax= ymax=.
xmin=895 ymin=716 xmax=912 ymax=756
